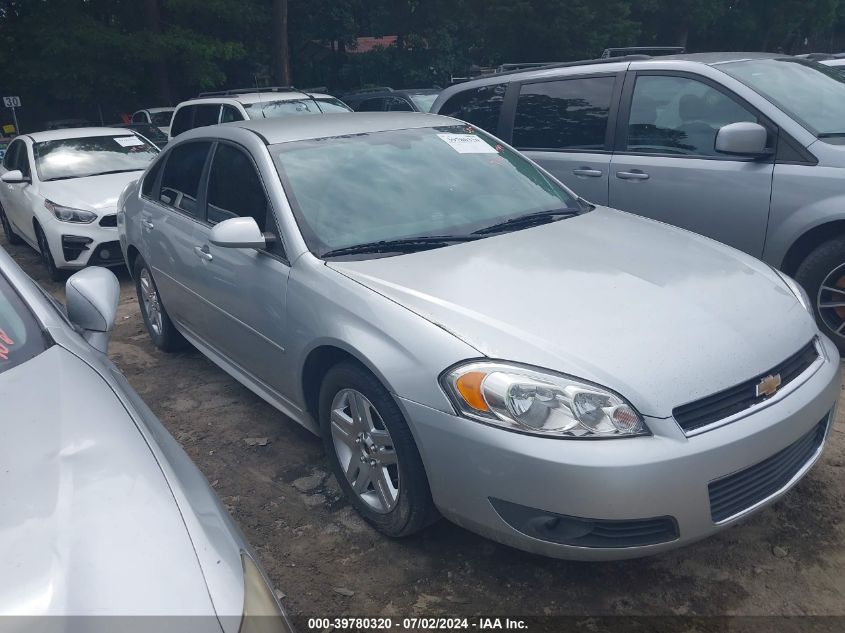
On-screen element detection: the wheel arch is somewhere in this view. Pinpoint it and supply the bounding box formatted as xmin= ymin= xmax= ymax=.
xmin=781 ymin=220 xmax=845 ymax=276
xmin=126 ymin=244 xmax=141 ymax=278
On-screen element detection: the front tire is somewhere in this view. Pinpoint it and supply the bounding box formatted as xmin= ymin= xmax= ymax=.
xmin=795 ymin=237 xmax=845 ymax=354
xmin=34 ymin=224 xmax=64 ymax=282
xmin=133 ymin=255 xmax=187 ymax=352
xmin=0 ymin=204 xmax=23 ymax=245
xmin=319 ymin=361 xmax=437 ymax=537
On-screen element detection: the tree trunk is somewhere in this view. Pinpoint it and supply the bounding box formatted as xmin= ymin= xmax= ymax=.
xmin=143 ymin=0 xmax=171 ymax=104
xmin=272 ymin=0 xmax=291 ymax=86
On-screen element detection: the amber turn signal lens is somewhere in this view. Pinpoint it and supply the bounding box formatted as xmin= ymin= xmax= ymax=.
xmin=455 ymin=371 xmax=490 ymax=411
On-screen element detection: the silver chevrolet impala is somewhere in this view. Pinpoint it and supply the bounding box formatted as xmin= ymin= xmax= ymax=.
xmin=0 ymin=248 xmax=291 ymax=630
xmin=118 ymin=113 xmax=841 ymax=560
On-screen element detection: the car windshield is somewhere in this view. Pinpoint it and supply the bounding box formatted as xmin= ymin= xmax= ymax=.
xmin=407 ymin=92 xmax=439 ymax=112
xmin=34 ymin=134 xmax=159 ymax=181
xmin=150 ymin=111 xmax=173 ymax=126
xmin=243 ymin=99 xmax=321 ymax=119
xmin=314 ymin=97 xmax=353 ymax=113
xmin=0 ymin=272 xmax=48 ymax=375
xmin=719 ymin=58 xmax=845 ymax=137
xmin=273 ymin=124 xmax=582 ymax=257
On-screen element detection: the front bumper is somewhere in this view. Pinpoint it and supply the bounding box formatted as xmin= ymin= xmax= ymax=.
xmin=401 ymin=335 xmax=841 ymax=560
xmin=43 ymin=219 xmax=124 ymax=269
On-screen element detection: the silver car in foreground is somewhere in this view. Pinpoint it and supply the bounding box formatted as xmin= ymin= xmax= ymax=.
xmin=119 ymin=113 xmax=840 ymax=560
xmin=0 ymin=248 xmax=291 ymax=630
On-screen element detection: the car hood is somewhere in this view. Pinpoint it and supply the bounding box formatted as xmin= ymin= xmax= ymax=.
xmin=38 ymin=171 xmax=142 ymax=214
xmin=0 ymin=346 xmax=215 ymax=616
xmin=328 ymin=207 xmax=818 ymax=418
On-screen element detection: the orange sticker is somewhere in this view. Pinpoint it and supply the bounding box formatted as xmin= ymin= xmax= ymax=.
xmin=0 ymin=328 xmax=14 ymax=360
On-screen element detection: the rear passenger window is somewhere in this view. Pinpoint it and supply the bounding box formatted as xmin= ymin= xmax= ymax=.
xmin=221 ymin=105 xmax=243 ymax=123
xmin=437 ymin=84 xmax=506 ymax=134
xmin=193 ymin=104 xmax=222 ymax=129
xmin=141 ymin=158 xmax=164 ymax=198
xmin=170 ymin=106 xmax=193 ymax=137
xmin=513 ymin=77 xmax=615 ymax=150
xmin=357 ymin=98 xmax=385 ymax=112
xmin=206 ymin=144 xmax=272 ymax=231
xmin=159 ymin=142 xmax=211 ymax=216
xmin=386 ymin=97 xmax=413 ymax=112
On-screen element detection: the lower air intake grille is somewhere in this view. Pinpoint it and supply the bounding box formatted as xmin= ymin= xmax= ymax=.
xmin=708 ymin=417 xmax=828 ymax=523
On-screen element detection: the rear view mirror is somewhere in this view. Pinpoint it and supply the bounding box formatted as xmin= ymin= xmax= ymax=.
xmin=209 ymin=216 xmax=268 ymax=250
xmin=715 ymin=122 xmax=771 ymax=157
xmin=66 ymin=267 xmax=120 ymax=353
xmin=1 ymin=170 xmax=29 ymax=184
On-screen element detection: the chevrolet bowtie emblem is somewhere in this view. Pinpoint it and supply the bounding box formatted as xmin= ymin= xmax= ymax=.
xmin=756 ymin=374 xmax=782 ymax=398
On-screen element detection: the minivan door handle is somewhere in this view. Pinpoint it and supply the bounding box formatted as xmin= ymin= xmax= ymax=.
xmin=194 ymin=245 xmax=213 ymax=262
xmin=572 ymin=168 xmax=603 ymax=178
xmin=616 ymin=170 xmax=650 ymax=181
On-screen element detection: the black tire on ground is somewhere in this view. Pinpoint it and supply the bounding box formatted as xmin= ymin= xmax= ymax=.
xmin=319 ymin=361 xmax=438 ymax=537
xmin=133 ymin=255 xmax=188 ymax=352
xmin=35 ymin=223 xmax=65 ymax=282
xmin=795 ymin=236 xmax=845 ymax=355
xmin=0 ymin=204 xmax=23 ymax=245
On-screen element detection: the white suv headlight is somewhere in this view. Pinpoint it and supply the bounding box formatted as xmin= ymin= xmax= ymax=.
xmin=441 ymin=362 xmax=649 ymax=438
xmin=45 ymin=199 xmax=97 ymax=224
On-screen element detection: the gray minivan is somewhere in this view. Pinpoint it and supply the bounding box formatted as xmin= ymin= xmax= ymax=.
xmin=433 ymin=53 xmax=845 ymax=352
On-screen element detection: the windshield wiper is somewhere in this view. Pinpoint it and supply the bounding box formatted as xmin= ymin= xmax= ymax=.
xmin=471 ymin=208 xmax=580 ymax=235
xmin=321 ymin=235 xmax=478 ymax=258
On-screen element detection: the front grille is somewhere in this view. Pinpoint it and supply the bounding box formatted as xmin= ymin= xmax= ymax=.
xmin=99 ymin=214 xmax=117 ymax=227
xmin=673 ymin=341 xmax=819 ymax=433
xmin=490 ymin=498 xmax=679 ymax=548
xmin=708 ymin=417 xmax=828 ymax=523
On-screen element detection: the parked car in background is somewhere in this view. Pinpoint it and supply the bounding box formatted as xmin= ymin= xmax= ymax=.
xmin=819 ymin=56 xmax=845 ymax=77
xmin=131 ymin=106 xmax=175 ymax=135
xmin=433 ymin=52 xmax=845 ymax=353
xmin=341 ymin=87 xmax=442 ymax=113
xmin=42 ymin=118 xmax=91 ymax=131
xmin=0 ymin=127 xmax=158 ymax=280
xmin=0 ymin=250 xmax=292 ymax=629
xmin=110 ymin=122 xmax=169 ymax=148
xmin=0 ymin=136 xmax=11 ymax=161
xmin=119 ymin=113 xmax=839 ymax=560
xmin=169 ymin=87 xmax=352 ymax=138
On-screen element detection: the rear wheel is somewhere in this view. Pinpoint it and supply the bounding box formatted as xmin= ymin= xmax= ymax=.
xmin=35 ymin=224 xmax=64 ymax=282
xmin=133 ymin=255 xmax=187 ymax=352
xmin=0 ymin=204 xmax=23 ymax=245
xmin=795 ymin=237 xmax=845 ymax=354
xmin=319 ymin=362 xmax=437 ymax=537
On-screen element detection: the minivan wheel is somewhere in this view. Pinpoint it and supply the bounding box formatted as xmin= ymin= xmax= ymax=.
xmin=133 ymin=256 xmax=187 ymax=352
xmin=319 ymin=362 xmax=437 ymax=537
xmin=795 ymin=237 xmax=845 ymax=354
xmin=0 ymin=205 xmax=23 ymax=245
xmin=35 ymin=224 xmax=64 ymax=282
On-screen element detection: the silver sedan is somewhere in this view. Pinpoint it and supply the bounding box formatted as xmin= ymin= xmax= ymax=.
xmin=118 ymin=113 xmax=840 ymax=560
xmin=0 ymin=247 xmax=291 ymax=630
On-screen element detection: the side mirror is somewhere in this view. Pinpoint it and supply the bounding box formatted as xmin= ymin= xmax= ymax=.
xmin=1 ymin=170 xmax=30 ymax=184
xmin=209 ymin=216 xmax=269 ymax=250
xmin=65 ymin=267 xmax=120 ymax=353
xmin=715 ymin=122 xmax=772 ymax=157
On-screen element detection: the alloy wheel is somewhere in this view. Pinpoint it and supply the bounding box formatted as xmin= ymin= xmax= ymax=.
xmin=329 ymin=388 xmax=399 ymax=514
xmin=817 ymin=263 xmax=845 ymax=339
xmin=139 ymin=267 xmax=163 ymax=336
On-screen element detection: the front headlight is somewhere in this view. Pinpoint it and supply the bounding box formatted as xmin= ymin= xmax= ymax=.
xmin=239 ymin=553 xmax=293 ymax=633
xmin=44 ymin=199 xmax=97 ymax=224
xmin=774 ymin=270 xmax=813 ymax=315
xmin=441 ymin=361 xmax=649 ymax=438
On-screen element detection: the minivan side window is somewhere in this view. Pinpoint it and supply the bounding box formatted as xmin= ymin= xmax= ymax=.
xmin=193 ymin=104 xmax=222 ymax=129
xmin=625 ymin=75 xmax=762 ymax=157
xmin=141 ymin=157 xmax=164 ymax=199
xmin=512 ymin=77 xmax=615 ymax=151
xmin=437 ymin=84 xmax=507 ymax=134
xmin=220 ymin=105 xmax=243 ymax=123
xmin=158 ymin=142 xmax=212 ymax=216
xmin=170 ymin=106 xmax=193 ymax=137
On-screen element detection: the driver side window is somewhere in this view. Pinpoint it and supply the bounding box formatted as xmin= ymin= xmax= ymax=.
xmin=625 ymin=75 xmax=766 ymax=157
xmin=5 ymin=140 xmax=30 ymax=177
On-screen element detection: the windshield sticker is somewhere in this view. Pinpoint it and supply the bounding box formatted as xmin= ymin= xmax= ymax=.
xmin=437 ymin=133 xmax=498 ymax=154
xmin=114 ymin=136 xmax=144 ymax=148
xmin=0 ymin=328 xmax=14 ymax=361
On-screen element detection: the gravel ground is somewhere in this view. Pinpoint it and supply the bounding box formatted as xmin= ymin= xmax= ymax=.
xmin=5 ymin=232 xmax=845 ymax=626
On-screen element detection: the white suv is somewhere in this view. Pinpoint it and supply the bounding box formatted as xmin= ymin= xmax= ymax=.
xmin=169 ymin=87 xmax=352 ymax=138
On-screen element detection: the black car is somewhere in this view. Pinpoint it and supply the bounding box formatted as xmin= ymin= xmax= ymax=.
xmin=340 ymin=87 xmax=441 ymax=113
xmin=109 ymin=122 xmax=168 ymax=148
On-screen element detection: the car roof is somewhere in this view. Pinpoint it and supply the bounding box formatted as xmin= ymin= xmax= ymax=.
xmin=142 ymin=107 xmax=174 ymax=113
xmin=205 ymin=112 xmax=458 ymax=145
xmin=178 ymin=91 xmax=333 ymax=108
xmin=27 ymin=126 xmax=140 ymax=142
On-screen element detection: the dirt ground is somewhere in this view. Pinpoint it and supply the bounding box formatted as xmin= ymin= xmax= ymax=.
xmin=5 ymin=233 xmax=845 ymax=625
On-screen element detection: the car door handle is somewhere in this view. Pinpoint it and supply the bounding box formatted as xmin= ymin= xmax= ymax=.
xmin=194 ymin=245 xmax=213 ymax=261
xmin=141 ymin=218 xmax=154 ymax=230
xmin=616 ymin=170 xmax=650 ymax=181
xmin=572 ymin=168 xmax=603 ymax=178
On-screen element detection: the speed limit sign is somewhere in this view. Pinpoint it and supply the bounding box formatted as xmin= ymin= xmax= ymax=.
xmin=3 ymin=96 xmax=21 ymax=108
